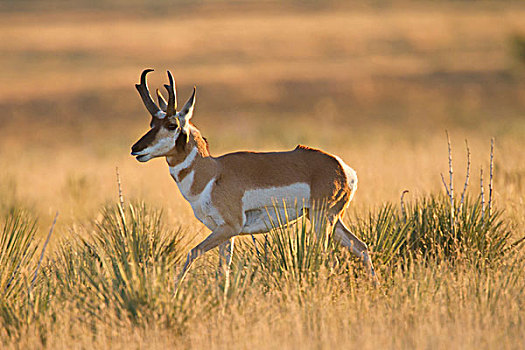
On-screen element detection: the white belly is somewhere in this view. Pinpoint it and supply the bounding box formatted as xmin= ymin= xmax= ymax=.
xmin=241 ymin=206 xmax=306 ymax=234
xmin=242 ymin=183 xmax=311 ymax=211
xmin=174 ymin=176 xmax=311 ymax=233
xmin=241 ymin=183 xmax=310 ymax=234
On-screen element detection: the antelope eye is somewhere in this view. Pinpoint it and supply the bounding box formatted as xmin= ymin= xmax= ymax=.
xmin=167 ymin=123 xmax=178 ymax=131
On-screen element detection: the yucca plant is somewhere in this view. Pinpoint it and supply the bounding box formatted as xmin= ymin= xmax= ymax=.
xmin=348 ymin=203 xmax=408 ymax=270
xmin=455 ymin=198 xmax=514 ymax=263
xmin=349 ymin=194 xmax=517 ymax=270
xmin=351 ymin=137 xmax=522 ymax=269
xmin=0 ymin=209 xmax=56 ymax=341
xmin=404 ymin=194 xmax=516 ymax=264
xmin=53 ymin=201 xmax=189 ymax=326
xmin=417 ymin=136 xmax=523 ymax=264
xmin=0 ymin=209 xmax=38 ymax=301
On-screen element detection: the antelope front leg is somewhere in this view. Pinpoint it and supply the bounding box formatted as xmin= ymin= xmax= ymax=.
xmin=178 ymin=225 xmax=239 ymax=282
xmin=218 ymin=237 xmax=235 ymax=273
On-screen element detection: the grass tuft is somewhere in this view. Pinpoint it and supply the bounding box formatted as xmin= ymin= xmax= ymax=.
xmin=0 ymin=209 xmax=38 ymax=300
xmin=351 ymin=194 xmax=520 ymax=273
xmin=52 ymin=201 xmax=189 ymax=326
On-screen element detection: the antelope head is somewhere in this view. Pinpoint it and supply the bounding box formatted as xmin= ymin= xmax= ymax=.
xmin=131 ymin=69 xmax=196 ymax=162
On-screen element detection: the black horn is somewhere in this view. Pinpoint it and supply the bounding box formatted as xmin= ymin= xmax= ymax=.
xmin=164 ymin=70 xmax=177 ymax=117
xmin=156 ymin=89 xmax=168 ymax=112
xmin=135 ymin=69 xmax=161 ymax=117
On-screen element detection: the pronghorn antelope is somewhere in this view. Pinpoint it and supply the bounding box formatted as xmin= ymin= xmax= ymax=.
xmin=131 ymin=69 xmax=377 ymax=281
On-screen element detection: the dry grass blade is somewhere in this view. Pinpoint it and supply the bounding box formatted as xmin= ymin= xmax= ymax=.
xmin=480 ymin=166 xmax=485 ymax=220
xmin=458 ymin=140 xmax=471 ymax=214
xmin=29 ymin=211 xmax=58 ymax=294
xmin=116 ymin=166 xmax=125 ymax=208
xmin=440 ymin=173 xmax=451 ymax=197
xmin=400 ymin=190 xmax=409 ymax=224
xmin=489 ymin=138 xmax=495 ymax=217
xmin=445 ymin=131 xmax=455 ymax=237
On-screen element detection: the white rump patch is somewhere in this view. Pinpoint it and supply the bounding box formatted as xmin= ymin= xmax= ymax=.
xmin=333 ymin=155 xmax=358 ymax=199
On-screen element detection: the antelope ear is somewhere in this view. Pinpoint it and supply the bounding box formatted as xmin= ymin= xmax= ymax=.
xmin=178 ymin=86 xmax=196 ymax=124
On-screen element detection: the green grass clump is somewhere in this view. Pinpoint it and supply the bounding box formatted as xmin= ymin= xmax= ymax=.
xmin=0 ymin=210 xmax=38 ymax=300
xmin=404 ymin=195 xmax=515 ymax=264
xmin=52 ymin=202 xmax=189 ymax=326
xmin=348 ymin=203 xmax=409 ymax=268
xmin=351 ymin=194 xmax=522 ymax=274
xmin=0 ymin=209 xmax=52 ymax=340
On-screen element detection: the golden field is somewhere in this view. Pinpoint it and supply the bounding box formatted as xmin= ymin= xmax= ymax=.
xmin=1 ymin=1 xmax=524 ymax=349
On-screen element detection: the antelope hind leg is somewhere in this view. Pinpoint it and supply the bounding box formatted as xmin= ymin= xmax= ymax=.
xmin=334 ymin=218 xmax=379 ymax=284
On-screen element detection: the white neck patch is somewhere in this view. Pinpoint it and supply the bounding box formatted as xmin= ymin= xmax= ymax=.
xmin=176 ymin=169 xmax=195 ymax=201
xmin=169 ymin=147 xmax=198 ymax=182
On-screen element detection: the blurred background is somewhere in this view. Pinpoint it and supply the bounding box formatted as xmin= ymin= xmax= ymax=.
xmin=1 ymin=0 xmax=525 ymax=239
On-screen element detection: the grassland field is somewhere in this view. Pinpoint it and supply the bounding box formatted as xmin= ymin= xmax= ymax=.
xmin=1 ymin=1 xmax=525 ymax=349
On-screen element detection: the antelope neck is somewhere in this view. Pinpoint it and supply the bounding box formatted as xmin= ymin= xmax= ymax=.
xmin=167 ymin=145 xmax=215 ymax=184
